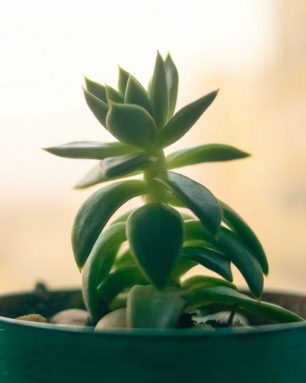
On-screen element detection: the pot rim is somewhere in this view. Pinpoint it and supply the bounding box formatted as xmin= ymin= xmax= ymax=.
xmin=1 ymin=287 xmax=305 ymax=337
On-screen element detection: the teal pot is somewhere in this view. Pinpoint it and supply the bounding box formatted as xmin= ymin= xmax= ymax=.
xmin=1 ymin=289 xmax=306 ymax=383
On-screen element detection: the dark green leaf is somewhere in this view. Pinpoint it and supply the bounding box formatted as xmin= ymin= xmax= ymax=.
xmin=118 ymin=67 xmax=130 ymax=96
xmin=114 ymin=249 xmax=135 ymax=269
xmin=83 ymin=88 xmax=109 ymax=127
xmin=97 ymin=265 xmax=148 ymax=306
xmin=105 ymin=85 xmax=123 ymax=103
xmin=166 ymin=144 xmax=250 ymax=169
xmin=75 ymin=163 xmax=108 ymax=189
xmin=157 ymin=171 xmax=221 ymax=234
xmin=181 ymin=246 xmax=233 ymax=281
xmin=82 ymin=222 xmax=126 ymax=321
xmin=106 ymin=103 xmax=157 ymax=150
xmin=157 ymin=90 xmax=218 ymax=148
xmin=102 ymin=153 xmax=156 ymax=178
xmin=127 ymin=285 xmax=187 ymax=328
xmin=183 ymin=219 xmax=264 ymax=298
xmin=127 ymin=202 xmax=184 ymax=289
xmin=72 ymin=180 xmax=148 ymax=268
xmin=220 ymin=201 xmax=269 ymax=275
xmin=44 ymin=141 xmax=139 ymax=160
xmin=216 ymin=227 xmax=264 ymax=298
xmin=184 ymin=219 xmax=214 ymax=243
xmin=112 ymin=210 xmax=136 ymax=224
xmin=181 ymin=275 xmax=237 ymax=290
xmin=125 ymin=75 xmax=152 ymax=114
xmin=84 ymin=77 xmax=107 ymax=103
xmin=165 ymin=53 xmax=179 ymax=118
xmin=149 ymin=52 xmax=169 ymax=129
xmin=186 ymin=286 xmax=303 ymax=323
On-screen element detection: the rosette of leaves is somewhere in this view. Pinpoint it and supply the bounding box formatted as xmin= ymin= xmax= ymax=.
xmin=46 ymin=52 xmax=303 ymax=327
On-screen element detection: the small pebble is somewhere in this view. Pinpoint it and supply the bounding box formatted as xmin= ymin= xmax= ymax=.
xmin=95 ymin=308 xmax=127 ymax=331
xmin=50 ymin=309 xmax=91 ymax=327
xmin=16 ymin=314 xmax=47 ymax=323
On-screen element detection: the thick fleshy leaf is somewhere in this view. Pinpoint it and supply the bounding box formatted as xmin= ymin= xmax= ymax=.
xmin=166 ymin=144 xmax=250 ymax=169
xmin=83 ymin=88 xmax=108 ymax=127
xmin=149 ymin=52 xmax=169 ymax=129
xmin=97 ymin=265 xmax=148 ymax=306
xmin=72 ymin=180 xmax=148 ymax=268
xmin=75 ymin=163 xmax=108 ymax=189
xmin=181 ymin=246 xmax=233 ymax=281
xmin=102 ymin=153 xmax=156 ymax=178
xmin=220 ymin=201 xmax=269 ymax=275
xmin=183 ymin=219 xmax=264 ymax=298
xmin=114 ymin=249 xmax=135 ymax=269
xmin=127 ymin=202 xmax=184 ymax=289
xmin=216 ymin=227 xmax=264 ymax=298
xmin=118 ymin=67 xmax=130 ymax=96
xmin=127 ymin=285 xmax=187 ymax=328
xmin=84 ymin=77 xmax=107 ymax=103
xmin=157 ymin=90 xmax=218 ymax=148
xmin=106 ymin=103 xmax=157 ymax=150
xmin=157 ymin=171 xmax=221 ymax=234
xmin=112 ymin=210 xmax=136 ymax=224
xmin=181 ymin=275 xmax=237 ymax=291
xmin=186 ymin=286 xmax=303 ymax=323
xmin=165 ymin=53 xmax=179 ymax=118
xmin=44 ymin=141 xmax=139 ymax=160
xmin=105 ymin=85 xmax=123 ymax=103
xmin=125 ymin=75 xmax=152 ymax=114
xmin=75 ymin=164 xmax=142 ymax=189
xmin=82 ymin=222 xmax=126 ymax=321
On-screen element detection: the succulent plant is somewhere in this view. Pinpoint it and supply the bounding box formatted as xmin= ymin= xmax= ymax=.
xmin=46 ymin=52 xmax=302 ymax=328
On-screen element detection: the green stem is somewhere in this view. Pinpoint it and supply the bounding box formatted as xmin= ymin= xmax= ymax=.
xmin=144 ymin=150 xmax=167 ymax=203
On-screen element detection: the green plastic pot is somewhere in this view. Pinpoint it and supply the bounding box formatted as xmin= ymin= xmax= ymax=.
xmin=1 ymin=289 xmax=306 ymax=383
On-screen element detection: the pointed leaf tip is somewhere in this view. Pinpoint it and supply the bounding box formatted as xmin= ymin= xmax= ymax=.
xmin=157 ymin=89 xmax=219 ymax=148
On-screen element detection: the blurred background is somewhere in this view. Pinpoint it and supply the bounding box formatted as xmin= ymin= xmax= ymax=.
xmin=1 ymin=0 xmax=306 ymax=294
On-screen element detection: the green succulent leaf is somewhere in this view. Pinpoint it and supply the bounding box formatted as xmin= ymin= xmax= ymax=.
xmin=126 ymin=202 xmax=184 ymax=289
xmin=75 ymin=163 xmax=108 ymax=189
xmin=84 ymin=77 xmax=107 ymax=103
xmin=220 ymin=201 xmax=269 ymax=275
xmin=44 ymin=141 xmax=139 ymax=160
xmin=157 ymin=171 xmax=222 ymax=234
xmin=166 ymin=144 xmax=250 ymax=169
xmin=157 ymin=90 xmax=218 ymax=148
xmin=102 ymin=153 xmax=156 ymax=178
xmin=112 ymin=210 xmax=136 ymax=224
xmin=181 ymin=246 xmax=233 ymax=281
xmin=127 ymin=285 xmax=187 ymax=328
xmin=183 ymin=219 xmax=264 ymax=298
xmin=125 ymin=75 xmax=152 ymax=114
xmin=216 ymin=227 xmax=264 ymax=299
xmin=164 ymin=53 xmax=179 ymax=118
xmin=75 ymin=163 xmax=143 ymax=189
xmin=105 ymin=85 xmax=124 ymax=103
xmin=106 ymin=103 xmax=157 ymax=150
xmin=97 ymin=265 xmax=148 ymax=307
xmin=118 ymin=67 xmax=130 ymax=96
xmin=149 ymin=52 xmax=169 ymax=129
xmin=72 ymin=180 xmax=148 ymax=268
xmin=181 ymin=275 xmax=237 ymax=291
xmin=83 ymin=88 xmax=109 ymax=128
xmin=114 ymin=249 xmax=135 ymax=269
xmin=82 ymin=222 xmax=126 ymax=321
xmin=186 ymin=286 xmax=303 ymax=323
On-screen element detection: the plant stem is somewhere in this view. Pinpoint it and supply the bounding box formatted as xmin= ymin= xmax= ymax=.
xmin=144 ymin=149 xmax=167 ymax=203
